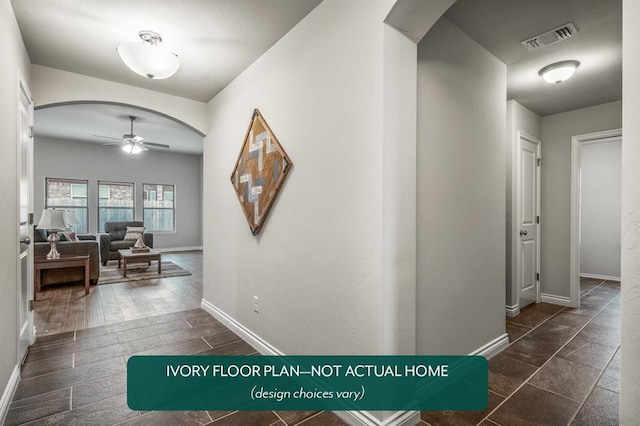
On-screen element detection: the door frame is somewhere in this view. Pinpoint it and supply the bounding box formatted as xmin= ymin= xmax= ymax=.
xmin=516 ymin=131 xmax=541 ymax=308
xmin=17 ymin=69 xmax=35 ymax=364
xmin=570 ymin=128 xmax=622 ymax=308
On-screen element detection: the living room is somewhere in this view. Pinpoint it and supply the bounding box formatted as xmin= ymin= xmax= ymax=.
xmin=30 ymin=102 xmax=204 ymax=335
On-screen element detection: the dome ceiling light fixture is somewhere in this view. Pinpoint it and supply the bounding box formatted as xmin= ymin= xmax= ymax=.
xmin=539 ymin=60 xmax=580 ymax=84
xmin=117 ymin=30 xmax=180 ymax=80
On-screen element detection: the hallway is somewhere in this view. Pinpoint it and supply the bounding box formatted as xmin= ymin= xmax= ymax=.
xmin=422 ymin=278 xmax=620 ymax=425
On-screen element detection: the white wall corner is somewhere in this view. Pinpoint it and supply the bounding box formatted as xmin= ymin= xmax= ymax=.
xmin=0 ymin=364 xmax=20 ymax=425
xmin=201 ymin=299 xmax=420 ymax=426
xmin=336 ymin=409 xmax=420 ymax=426
xmin=540 ymin=293 xmax=574 ymax=307
xmin=505 ymin=304 xmax=520 ymax=317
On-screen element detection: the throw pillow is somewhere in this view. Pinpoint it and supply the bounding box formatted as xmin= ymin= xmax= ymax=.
xmin=57 ymin=232 xmax=69 ymax=241
xmin=63 ymin=231 xmax=78 ymax=241
xmin=34 ymin=228 xmax=48 ymax=243
xmin=124 ymin=226 xmax=145 ymax=241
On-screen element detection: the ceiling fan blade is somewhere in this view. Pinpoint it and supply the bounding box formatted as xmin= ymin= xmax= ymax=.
xmin=93 ymin=134 xmax=122 ymax=141
xmin=102 ymin=142 xmax=125 ymax=146
xmin=143 ymin=141 xmax=170 ymax=149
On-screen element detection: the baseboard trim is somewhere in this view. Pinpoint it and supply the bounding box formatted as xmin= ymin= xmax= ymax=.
xmin=0 ymin=364 xmax=20 ymax=425
xmin=505 ymin=304 xmax=520 ymax=317
xmin=540 ymin=293 xmax=573 ymax=307
xmin=579 ymin=273 xmax=620 ymax=282
xmin=200 ymin=299 xmax=505 ymax=425
xmin=200 ymin=299 xmax=421 ymax=426
xmin=470 ymin=334 xmax=509 ymax=359
xmin=156 ymin=246 xmax=203 ymax=253
xmin=200 ymin=298 xmax=282 ymax=356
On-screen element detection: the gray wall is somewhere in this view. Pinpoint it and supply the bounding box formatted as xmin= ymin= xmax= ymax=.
xmin=580 ymin=138 xmax=622 ymax=278
xmin=416 ymin=17 xmax=506 ymax=354
xmin=540 ymin=100 xmax=622 ymax=297
xmin=506 ymin=101 xmax=541 ymax=310
xmin=34 ymin=137 xmax=203 ymax=249
xmin=0 ymin=0 xmax=31 ymax=414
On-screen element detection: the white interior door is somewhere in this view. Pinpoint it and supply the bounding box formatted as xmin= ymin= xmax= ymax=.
xmin=517 ymin=132 xmax=541 ymax=309
xmin=18 ymin=74 xmax=34 ymax=363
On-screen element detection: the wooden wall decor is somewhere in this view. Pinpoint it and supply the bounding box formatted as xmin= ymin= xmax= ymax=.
xmin=230 ymin=109 xmax=293 ymax=235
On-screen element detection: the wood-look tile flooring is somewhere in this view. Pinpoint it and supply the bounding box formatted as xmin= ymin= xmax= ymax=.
xmin=34 ymin=251 xmax=204 ymax=336
xmin=421 ymin=277 xmax=621 ymax=426
xmin=19 ymin=257 xmax=620 ymax=425
xmin=9 ymin=251 xmax=347 ymax=426
xmin=7 ymin=308 xmax=347 ymax=426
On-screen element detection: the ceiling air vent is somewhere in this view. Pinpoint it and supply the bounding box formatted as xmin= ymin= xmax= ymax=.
xmin=521 ymin=23 xmax=578 ymax=51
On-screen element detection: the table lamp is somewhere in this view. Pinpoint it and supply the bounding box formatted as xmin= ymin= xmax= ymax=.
xmin=36 ymin=209 xmax=68 ymax=259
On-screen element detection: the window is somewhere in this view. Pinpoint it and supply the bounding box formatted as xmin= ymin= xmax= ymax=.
xmin=143 ymin=184 xmax=175 ymax=232
xmin=45 ymin=178 xmax=88 ymax=233
xmin=98 ymin=181 xmax=135 ymax=232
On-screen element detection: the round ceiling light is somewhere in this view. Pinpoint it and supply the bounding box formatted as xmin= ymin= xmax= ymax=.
xmin=117 ymin=30 xmax=180 ymax=80
xmin=539 ymin=60 xmax=580 ymax=84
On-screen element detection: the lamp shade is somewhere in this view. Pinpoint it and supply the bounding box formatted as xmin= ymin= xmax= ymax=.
xmin=117 ymin=41 xmax=180 ymax=80
xmin=36 ymin=209 xmax=68 ymax=230
xmin=539 ymin=60 xmax=580 ymax=84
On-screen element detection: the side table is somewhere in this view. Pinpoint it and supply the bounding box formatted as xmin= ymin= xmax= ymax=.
xmin=34 ymin=255 xmax=90 ymax=299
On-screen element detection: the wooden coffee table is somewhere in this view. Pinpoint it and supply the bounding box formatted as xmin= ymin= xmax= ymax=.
xmin=117 ymin=249 xmax=162 ymax=278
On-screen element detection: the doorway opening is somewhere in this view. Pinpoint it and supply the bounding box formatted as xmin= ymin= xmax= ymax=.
xmin=570 ymin=129 xmax=622 ymax=307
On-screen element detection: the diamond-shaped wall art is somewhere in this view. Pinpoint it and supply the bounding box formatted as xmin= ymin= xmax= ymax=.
xmin=230 ymin=109 xmax=293 ymax=235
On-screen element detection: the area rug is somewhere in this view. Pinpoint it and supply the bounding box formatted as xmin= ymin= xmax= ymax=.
xmin=97 ymin=261 xmax=191 ymax=285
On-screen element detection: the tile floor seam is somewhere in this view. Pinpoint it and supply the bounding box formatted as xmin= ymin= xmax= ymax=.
xmin=272 ymin=410 xmax=287 ymax=425
xmin=564 ymin=346 xmax=619 ymax=425
xmin=201 ymin=336 xmax=213 ymax=349
xmin=507 ymin=306 xmax=568 ymax=345
xmin=293 ymin=410 xmax=325 ymax=425
xmin=207 ymin=410 xmax=239 ymax=424
xmin=527 ymin=382 xmax=582 ymax=404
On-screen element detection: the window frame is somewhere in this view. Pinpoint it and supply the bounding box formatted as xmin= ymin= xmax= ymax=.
xmin=98 ymin=180 xmax=135 ymax=232
xmin=45 ymin=177 xmax=89 ymax=233
xmin=143 ymin=183 xmax=176 ymax=233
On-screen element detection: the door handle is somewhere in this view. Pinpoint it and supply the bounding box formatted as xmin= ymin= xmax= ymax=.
xmin=519 ymin=230 xmax=528 ymax=236
xmin=20 ymin=237 xmax=31 ymax=245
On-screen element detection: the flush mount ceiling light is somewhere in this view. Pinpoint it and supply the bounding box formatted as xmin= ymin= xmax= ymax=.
xmin=117 ymin=30 xmax=180 ymax=79
xmin=539 ymin=60 xmax=580 ymax=84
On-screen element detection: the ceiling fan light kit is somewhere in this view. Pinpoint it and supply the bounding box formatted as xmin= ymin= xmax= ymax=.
xmin=98 ymin=115 xmax=170 ymax=156
xmin=117 ymin=30 xmax=180 ymax=79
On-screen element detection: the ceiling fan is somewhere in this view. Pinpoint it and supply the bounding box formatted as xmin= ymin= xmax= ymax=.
xmin=93 ymin=116 xmax=170 ymax=154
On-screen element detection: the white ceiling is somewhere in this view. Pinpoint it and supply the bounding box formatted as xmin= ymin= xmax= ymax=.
xmin=445 ymin=0 xmax=622 ymax=116
xmin=12 ymin=0 xmax=322 ymax=155
xmin=35 ymin=104 xmax=205 ymax=155
xmin=11 ymin=0 xmax=322 ymax=103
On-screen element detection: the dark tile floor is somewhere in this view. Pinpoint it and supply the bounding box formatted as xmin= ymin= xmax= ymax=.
xmin=6 ymin=308 xmax=347 ymax=426
xmin=7 ymin=277 xmax=619 ymax=425
xmin=421 ymin=278 xmax=621 ymax=426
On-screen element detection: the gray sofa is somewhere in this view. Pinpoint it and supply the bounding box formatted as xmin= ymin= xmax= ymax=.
xmin=34 ymin=232 xmax=100 ymax=287
xmin=99 ymin=221 xmax=154 ymax=265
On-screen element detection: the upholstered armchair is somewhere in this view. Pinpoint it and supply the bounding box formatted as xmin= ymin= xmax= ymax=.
xmin=99 ymin=221 xmax=153 ymax=265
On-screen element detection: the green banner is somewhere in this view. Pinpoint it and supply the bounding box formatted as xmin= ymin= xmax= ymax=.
xmin=127 ymin=355 xmax=487 ymax=411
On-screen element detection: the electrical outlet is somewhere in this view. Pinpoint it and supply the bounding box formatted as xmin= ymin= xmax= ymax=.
xmin=253 ymin=296 xmax=259 ymax=313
